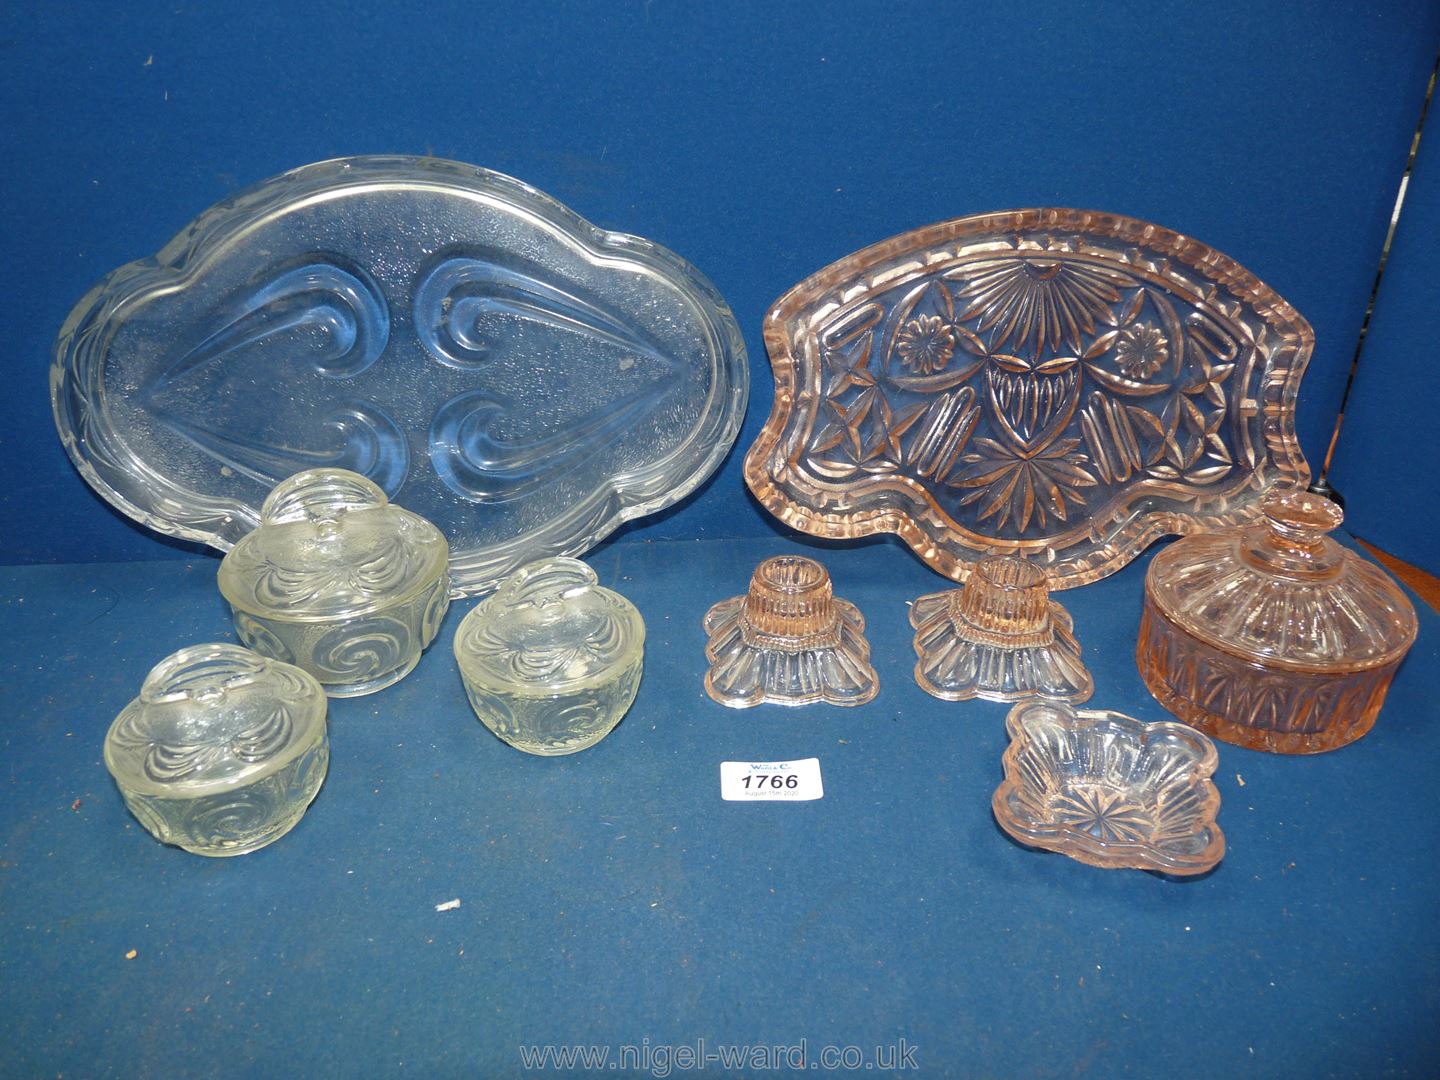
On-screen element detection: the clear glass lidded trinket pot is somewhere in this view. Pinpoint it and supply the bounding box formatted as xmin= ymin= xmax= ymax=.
xmin=1138 ymin=491 xmax=1418 ymax=754
xmin=454 ymin=558 xmax=645 ymax=755
xmin=218 ymin=469 xmax=450 ymax=697
xmin=104 ymin=643 xmax=329 ymax=856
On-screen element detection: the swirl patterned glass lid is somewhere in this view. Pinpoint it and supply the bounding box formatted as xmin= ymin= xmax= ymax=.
xmin=52 ymin=156 xmax=748 ymax=596
xmin=453 ymin=558 xmax=644 ymax=692
xmin=218 ymin=469 xmax=448 ymax=620
xmin=104 ymin=643 xmax=327 ymax=799
xmin=746 ymin=208 xmax=1313 ymax=587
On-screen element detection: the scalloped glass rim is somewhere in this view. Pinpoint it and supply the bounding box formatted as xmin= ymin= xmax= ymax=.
xmin=745 ymin=208 xmax=1312 ymax=588
xmin=52 ymin=156 xmax=748 ymax=596
xmin=991 ymin=700 xmax=1224 ymax=875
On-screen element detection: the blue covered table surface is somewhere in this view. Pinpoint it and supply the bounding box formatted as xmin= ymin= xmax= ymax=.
xmin=1 ymin=534 xmax=1436 ymax=1077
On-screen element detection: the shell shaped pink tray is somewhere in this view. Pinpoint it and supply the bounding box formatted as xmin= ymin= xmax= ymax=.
xmin=746 ymin=208 xmax=1313 ymax=588
xmin=992 ymin=700 xmax=1224 ymax=875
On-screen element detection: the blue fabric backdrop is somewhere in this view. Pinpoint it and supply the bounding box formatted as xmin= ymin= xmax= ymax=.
xmin=1 ymin=0 xmax=1436 ymax=564
xmin=1328 ymin=63 xmax=1440 ymax=574
xmin=3 ymin=6 xmax=1439 ymax=1076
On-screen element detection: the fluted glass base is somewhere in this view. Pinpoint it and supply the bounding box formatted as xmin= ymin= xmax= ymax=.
xmin=910 ymin=556 xmax=1092 ymax=703
xmin=704 ymin=556 xmax=878 ymax=708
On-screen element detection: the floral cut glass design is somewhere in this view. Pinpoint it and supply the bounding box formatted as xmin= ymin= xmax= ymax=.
xmin=104 ymin=644 xmax=329 ymax=857
xmin=704 ymin=555 xmax=878 ymax=707
xmin=218 ymin=468 xmax=450 ymax=697
xmin=52 ymin=156 xmax=748 ymax=595
xmin=746 ymin=209 xmax=1313 ymax=587
xmin=1138 ymin=491 xmax=1417 ymax=754
xmin=910 ymin=555 xmax=1091 ymax=702
xmin=454 ymin=558 xmax=644 ymax=755
xmin=992 ymin=700 xmax=1224 ymax=875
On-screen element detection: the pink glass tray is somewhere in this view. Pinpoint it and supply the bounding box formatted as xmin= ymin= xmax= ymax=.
xmin=746 ymin=209 xmax=1313 ymax=588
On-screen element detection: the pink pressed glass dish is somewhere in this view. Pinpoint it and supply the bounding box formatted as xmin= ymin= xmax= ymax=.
xmin=747 ymin=208 xmax=1313 ymax=589
xmin=992 ymin=700 xmax=1224 ymax=875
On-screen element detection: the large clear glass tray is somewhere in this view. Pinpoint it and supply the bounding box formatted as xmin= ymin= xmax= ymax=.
xmin=746 ymin=209 xmax=1312 ymax=588
xmin=52 ymin=157 xmax=748 ymax=595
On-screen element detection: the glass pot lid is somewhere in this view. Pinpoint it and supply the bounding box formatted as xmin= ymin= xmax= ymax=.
xmin=218 ymin=469 xmax=449 ymax=621
xmin=454 ymin=558 xmax=644 ymax=694
xmin=104 ymin=643 xmax=328 ymax=800
xmin=1144 ymin=491 xmax=1418 ymax=672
